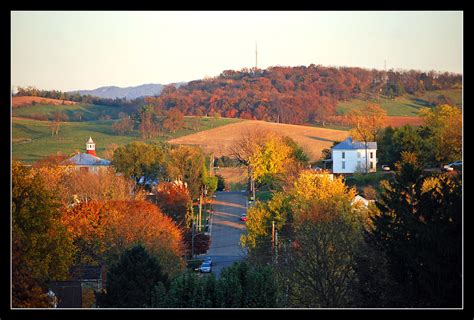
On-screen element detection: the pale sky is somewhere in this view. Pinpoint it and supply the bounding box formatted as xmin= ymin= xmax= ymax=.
xmin=11 ymin=11 xmax=463 ymax=92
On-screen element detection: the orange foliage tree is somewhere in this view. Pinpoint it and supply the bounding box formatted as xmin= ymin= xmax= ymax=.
xmin=61 ymin=200 xmax=185 ymax=277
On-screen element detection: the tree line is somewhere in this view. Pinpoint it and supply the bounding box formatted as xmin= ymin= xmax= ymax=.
xmin=143 ymin=65 xmax=461 ymax=125
xmin=14 ymin=65 xmax=462 ymax=127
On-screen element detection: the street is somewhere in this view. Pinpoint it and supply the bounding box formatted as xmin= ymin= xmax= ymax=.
xmin=205 ymin=191 xmax=247 ymax=277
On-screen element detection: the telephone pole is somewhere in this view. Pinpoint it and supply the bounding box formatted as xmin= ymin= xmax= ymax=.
xmin=191 ymin=220 xmax=195 ymax=259
xmin=272 ymin=220 xmax=275 ymax=251
xmin=255 ymin=42 xmax=258 ymax=69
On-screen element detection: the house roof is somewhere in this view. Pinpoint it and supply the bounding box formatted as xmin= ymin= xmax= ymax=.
xmin=332 ymin=137 xmax=377 ymax=150
xmin=65 ymin=153 xmax=111 ymax=166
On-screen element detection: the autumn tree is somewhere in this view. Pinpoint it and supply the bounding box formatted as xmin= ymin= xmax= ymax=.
xmin=162 ymin=108 xmax=185 ymax=133
xmin=348 ymin=103 xmax=387 ymax=172
xmin=137 ymin=105 xmax=159 ymax=139
xmin=112 ymin=117 xmax=134 ymax=135
xmin=103 ymin=143 xmax=119 ymax=160
xmin=277 ymin=201 xmax=365 ymax=307
xmin=419 ymin=104 xmax=462 ymax=165
xmin=61 ymin=200 xmax=185 ymax=276
xmin=12 ymin=162 xmax=76 ymax=307
xmin=48 ymin=111 xmax=68 ymax=137
xmin=152 ymin=182 xmax=193 ymax=228
xmin=248 ymin=135 xmax=294 ymax=185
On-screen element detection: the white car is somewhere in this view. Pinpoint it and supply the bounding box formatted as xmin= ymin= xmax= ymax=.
xmin=443 ymin=164 xmax=454 ymax=172
xmin=199 ymin=262 xmax=212 ymax=273
xmin=381 ymin=165 xmax=391 ymax=171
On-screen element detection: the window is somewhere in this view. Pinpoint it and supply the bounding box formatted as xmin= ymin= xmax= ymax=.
xmin=357 ymin=160 xmax=361 ymax=168
xmin=370 ymin=152 xmax=374 ymax=159
xmin=370 ymin=162 xmax=374 ymax=169
xmin=342 ymin=161 xmax=345 ymax=170
xmin=342 ymin=152 xmax=345 ymax=159
xmin=357 ymin=151 xmax=361 ymax=158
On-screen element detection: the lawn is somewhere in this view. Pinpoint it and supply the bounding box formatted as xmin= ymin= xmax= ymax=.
xmin=12 ymin=116 xmax=242 ymax=164
xmin=12 ymin=103 xmax=125 ymax=121
xmin=336 ymin=89 xmax=462 ymax=117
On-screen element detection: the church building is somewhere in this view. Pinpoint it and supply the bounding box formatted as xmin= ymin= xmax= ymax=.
xmin=65 ymin=137 xmax=111 ymax=173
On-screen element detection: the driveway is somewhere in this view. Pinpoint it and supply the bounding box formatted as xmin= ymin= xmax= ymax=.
xmin=205 ymin=191 xmax=247 ymax=277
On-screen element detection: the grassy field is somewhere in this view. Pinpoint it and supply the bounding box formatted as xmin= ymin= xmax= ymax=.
xmin=169 ymin=120 xmax=349 ymax=162
xmin=12 ymin=116 xmax=243 ymax=163
xmin=336 ymin=89 xmax=462 ymax=117
xmin=12 ymin=103 xmax=126 ymax=121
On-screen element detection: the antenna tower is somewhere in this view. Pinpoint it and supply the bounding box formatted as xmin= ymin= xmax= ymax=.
xmin=255 ymin=42 xmax=258 ymax=69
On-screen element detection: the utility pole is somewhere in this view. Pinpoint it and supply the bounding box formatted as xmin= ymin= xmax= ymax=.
xmin=252 ymin=177 xmax=256 ymax=202
xmin=191 ymin=220 xmax=195 ymax=259
xmin=198 ymin=187 xmax=203 ymax=232
xmin=275 ymin=227 xmax=278 ymax=263
xmin=272 ymin=221 xmax=275 ymax=251
xmin=255 ymin=41 xmax=258 ymax=70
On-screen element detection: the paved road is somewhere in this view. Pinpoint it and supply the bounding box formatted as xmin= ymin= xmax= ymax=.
xmin=205 ymin=191 xmax=247 ymax=277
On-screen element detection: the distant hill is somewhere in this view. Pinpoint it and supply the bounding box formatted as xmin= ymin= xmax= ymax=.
xmin=69 ymin=82 xmax=186 ymax=100
xmin=12 ymin=96 xmax=77 ymax=108
xmin=168 ymin=119 xmax=349 ymax=162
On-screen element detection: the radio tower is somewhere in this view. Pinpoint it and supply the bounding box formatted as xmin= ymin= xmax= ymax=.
xmin=255 ymin=42 xmax=258 ymax=70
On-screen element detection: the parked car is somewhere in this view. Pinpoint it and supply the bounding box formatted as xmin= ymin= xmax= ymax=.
xmin=381 ymin=165 xmax=391 ymax=171
xmin=199 ymin=261 xmax=212 ymax=273
xmin=204 ymin=256 xmax=213 ymax=266
xmin=442 ymin=164 xmax=454 ymax=172
xmin=240 ymin=214 xmax=247 ymax=222
xmin=448 ymin=161 xmax=462 ymax=171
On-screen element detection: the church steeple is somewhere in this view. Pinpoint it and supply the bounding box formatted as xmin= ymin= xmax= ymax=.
xmin=86 ymin=137 xmax=96 ymax=156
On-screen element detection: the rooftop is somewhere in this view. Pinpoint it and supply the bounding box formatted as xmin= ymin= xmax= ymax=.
xmin=332 ymin=137 xmax=377 ymax=150
xmin=65 ymin=153 xmax=111 ymax=166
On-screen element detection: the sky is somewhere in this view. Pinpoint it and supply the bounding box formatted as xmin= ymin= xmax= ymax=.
xmin=11 ymin=11 xmax=463 ymax=92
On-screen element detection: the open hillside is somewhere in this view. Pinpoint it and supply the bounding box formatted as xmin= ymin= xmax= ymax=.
xmin=12 ymin=96 xmax=77 ymax=108
xmin=12 ymin=102 xmax=128 ymax=121
xmin=336 ymin=89 xmax=462 ymax=117
xmin=12 ymin=116 xmax=242 ymax=163
xmin=168 ymin=120 xmax=349 ymax=162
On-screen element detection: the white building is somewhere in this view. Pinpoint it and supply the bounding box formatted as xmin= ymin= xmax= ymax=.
xmin=331 ymin=137 xmax=377 ymax=173
xmin=64 ymin=137 xmax=111 ymax=173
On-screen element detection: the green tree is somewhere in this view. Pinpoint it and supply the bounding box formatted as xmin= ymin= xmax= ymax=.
xmin=96 ymin=245 xmax=169 ymax=308
xmin=112 ymin=141 xmax=168 ymax=187
xmin=216 ymin=174 xmax=226 ymax=191
xmin=12 ymin=162 xmax=76 ymax=307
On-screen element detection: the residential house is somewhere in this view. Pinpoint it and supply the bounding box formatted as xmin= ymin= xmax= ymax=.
xmin=331 ymin=137 xmax=377 ymax=173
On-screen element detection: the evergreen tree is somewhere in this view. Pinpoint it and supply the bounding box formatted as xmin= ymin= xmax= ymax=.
xmin=96 ymin=245 xmax=169 ymax=308
xmin=369 ymin=152 xmax=462 ymax=307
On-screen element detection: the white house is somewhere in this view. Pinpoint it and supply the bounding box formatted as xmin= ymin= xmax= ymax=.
xmin=64 ymin=137 xmax=111 ymax=173
xmin=331 ymin=137 xmax=377 ymax=173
